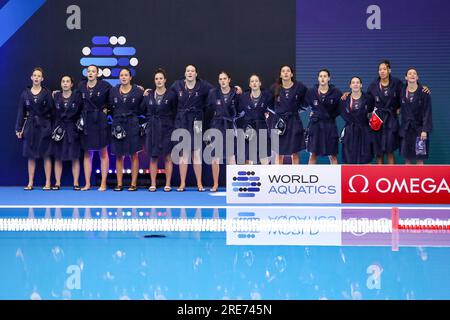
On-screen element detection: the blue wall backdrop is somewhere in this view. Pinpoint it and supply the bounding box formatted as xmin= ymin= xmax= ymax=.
xmin=0 ymin=0 xmax=449 ymax=186
xmin=296 ymin=0 xmax=450 ymax=164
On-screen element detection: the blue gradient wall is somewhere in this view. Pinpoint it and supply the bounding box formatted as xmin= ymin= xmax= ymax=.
xmin=296 ymin=0 xmax=450 ymax=164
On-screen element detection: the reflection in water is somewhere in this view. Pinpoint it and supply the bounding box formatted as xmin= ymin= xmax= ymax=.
xmin=51 ymin=246 xmax=64 ymax=262
xmin=3 ymin=207 xmax=449 ymax=248
xmin=30 ymin=291 xmax=41 ymax=300
xmin=0 ymin=206 xmax=449 ymax=300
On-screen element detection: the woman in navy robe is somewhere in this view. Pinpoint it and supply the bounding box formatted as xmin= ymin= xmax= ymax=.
xmin=108 ymin=68 xmax=144 ymax=191
xmin=51 ymin=76 xmax=82 ymax=190
xmin=206 ymin=71 xmax=239 ymax=192
xmin=77 ymin=65 xmax=112 ymax=191
xmin=142 ymin=68 xmax=177 ymax=192
xmin=15 ymin=67 xmax=53 ymax=190
xmin=269 ymin=65 xmax=308 ymax=164
xmin=238 ymin=74 xmax=272 ymax=165
xmin=399 ymin=68 xmax=432 ymax=164
xmin=339 ymin=77 xmax=374 ymax=164
xmin=367 ymin=60 xmax=402 ymax=165
xmin=305 ymin=69 xmax=342 ymax=164
xmin=170 ymin=65 xmax=214 ymax=192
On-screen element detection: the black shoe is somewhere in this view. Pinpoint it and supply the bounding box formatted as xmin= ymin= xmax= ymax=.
xmin=52 ymin=185 xmax=60 ymax=190
xmin=73 ymin=185 xmax=81 ymax=191
xmin=23 ymin=186 xmax=34 ymax=191
xmin=128 ymin=186 xmax=138 ymax=192
xmin=114 ymin=186 xmax=123 ymax=191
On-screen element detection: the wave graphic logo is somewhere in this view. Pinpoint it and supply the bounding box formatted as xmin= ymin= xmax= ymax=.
xmin=232 ymin=170 xmax=261 ymax=197
xmin=80 ymin=35 xmax=138 ymax=86
xmin=235 ymin=212 xmax=259 ymax=239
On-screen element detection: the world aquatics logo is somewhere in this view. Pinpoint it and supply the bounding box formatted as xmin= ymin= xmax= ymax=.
xmin=80 ymin=35 xmax=138 ymax=86
xmin=231 ymin=171 xmax=261 ymax=197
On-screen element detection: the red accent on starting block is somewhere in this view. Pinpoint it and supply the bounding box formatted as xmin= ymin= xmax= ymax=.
xmin=392 ymin=207 xmax=399 ymax=230
xmin=391 ymin=207 xmax=399 ymax=252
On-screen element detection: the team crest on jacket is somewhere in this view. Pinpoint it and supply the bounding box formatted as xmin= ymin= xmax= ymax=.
xmin=58 ymin=101 xmax=68 ymax=108
xmin=216 ymin=99 xmax=221 ymax=105
xmin=313 ymin=100 xmax=319 ymax=106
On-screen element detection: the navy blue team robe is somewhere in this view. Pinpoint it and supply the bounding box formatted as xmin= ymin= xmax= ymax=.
xmin=367 ymin=76 xmax=402 ymax=156
xmin=171 ymin=78 xmax=213 ymax=151
xmin=77 ymin=79 xmax=112 ymax=151
xmin=206 ymin=87 xmax=240 ymax=159
xmin=15 ymin=87 xmax=54 ymax=159
xmin=238 ymin=90 xmax=272 ymax=162
xmin=305 ymin=85 xmax=342 ymax=156
xmin=339 ymin=93 xmax=374 ymax=164
xmin=269 ymin=82 xmax=308 ymax=155
xmin=51 ymin=91 xmax=82 ymax=161
xmin=108 ymin=85 xmax=144 ymax=157
xmin=141 ymin=89 xmax=177 ymax=157
xmin=399 ymin=84 xmax=432 ymax=160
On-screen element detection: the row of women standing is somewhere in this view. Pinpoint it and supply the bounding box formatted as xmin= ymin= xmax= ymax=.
xmin=15 ymin=61 xmax=432 ymax=191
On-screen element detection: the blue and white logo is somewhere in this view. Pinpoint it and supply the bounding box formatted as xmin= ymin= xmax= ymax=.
xmin=80 ymin=35 xmax=138 ymax=86
xmin=231 ymin=170 xmax=261 ymax=198
xmin=227 ymin=165 xmax=342 ymax=204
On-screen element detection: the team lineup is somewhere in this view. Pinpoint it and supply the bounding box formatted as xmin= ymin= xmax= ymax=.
xmin=15 ymin=61 xmax=432 ymax=192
